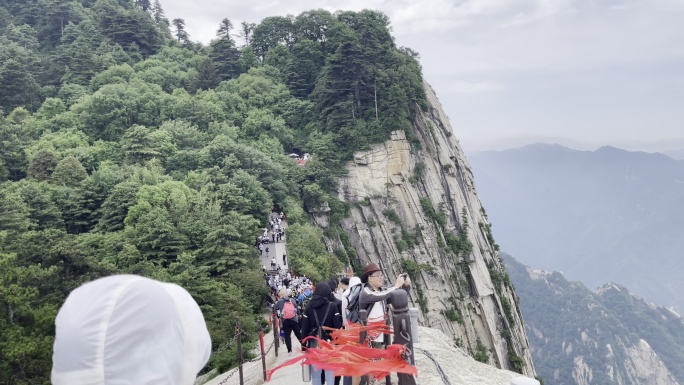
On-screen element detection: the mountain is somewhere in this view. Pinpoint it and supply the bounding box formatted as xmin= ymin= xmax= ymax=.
xmin=663 ymin=149 xmax=684 ymax=160
xmin=503 ymin=254 xmax=683 ymax=385
xmin=468 ymin=143 xmax=684 ymax=311
xmin=0 ymin=2 xmax=536 ymax=382
xmin=314 ymin=82 xmax=536 ymax=376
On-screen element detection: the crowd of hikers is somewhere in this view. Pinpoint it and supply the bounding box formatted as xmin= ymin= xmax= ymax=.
xmin=268 ymin=262 xmax=411 ymax=385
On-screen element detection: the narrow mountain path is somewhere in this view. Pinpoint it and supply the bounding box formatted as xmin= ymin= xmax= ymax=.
xmin=203 ymin=326 xmax=304 ymax=385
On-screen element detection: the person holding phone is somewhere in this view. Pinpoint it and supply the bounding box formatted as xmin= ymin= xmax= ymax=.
xmin=358 ymin=263 xmax=411 ymax=343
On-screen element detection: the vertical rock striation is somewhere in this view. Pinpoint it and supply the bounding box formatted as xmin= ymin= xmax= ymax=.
xmin=317 ymin=82 xmax=536 ymax=376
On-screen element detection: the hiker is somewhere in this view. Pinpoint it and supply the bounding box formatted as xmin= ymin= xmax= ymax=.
xmin=301 ymin=283 xmax=342 ymax=385
xmin=283 ymin=253 xmax=287 ymax=265
xmin=341 ymin=277 xmax=359 ymax=326
xmin=271 ymin=257 xmax=276 ymax=270
xmin=51 ymin=275 xmax=211 ymax=385
xmin=274 ymin=289 xmax=303 ymax=355
xmin=359 ymin=263 xmax=410 ymax=344
xmin=326 ymin=277 xmax=344 ymax=385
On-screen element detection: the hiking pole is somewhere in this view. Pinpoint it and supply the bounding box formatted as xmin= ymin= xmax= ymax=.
xmin=260 ymin=324 xmax=267 ymax=381
xmin=236 ymin=318 xmax=244 ymax=385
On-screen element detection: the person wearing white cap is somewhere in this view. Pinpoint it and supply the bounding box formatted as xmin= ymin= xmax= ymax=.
xmin=51 ymin=274 xmax=212 ymax=385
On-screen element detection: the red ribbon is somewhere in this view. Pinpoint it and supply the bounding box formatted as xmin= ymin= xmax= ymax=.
xmin=265 ymin=323 xmax=417 ymax=381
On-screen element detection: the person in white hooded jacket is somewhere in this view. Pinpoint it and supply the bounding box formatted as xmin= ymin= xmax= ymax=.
xmin=341 ymin=276 xmax=362 ymax=327
xmin=51 ymin=275 xmax=212 ymax=385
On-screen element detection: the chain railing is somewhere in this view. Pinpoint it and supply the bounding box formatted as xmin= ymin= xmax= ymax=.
xmin=210 ymin=317 xmax=280 ymax=385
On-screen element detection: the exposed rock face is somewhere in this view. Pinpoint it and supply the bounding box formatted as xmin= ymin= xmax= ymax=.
xmin=317 ymin=82 xmax=536 ymax=376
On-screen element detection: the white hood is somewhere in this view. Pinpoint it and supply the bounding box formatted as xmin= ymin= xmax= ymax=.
xmin=51 ymin=275 xmax=212 ymax=385
xmin=342 ymin=276 xmax=362 ymax=297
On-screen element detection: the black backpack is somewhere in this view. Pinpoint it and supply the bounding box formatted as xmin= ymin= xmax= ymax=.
xmin=345 ymin=284 xmax=364 ymax=324
xmin=308 ymin=302 xmax=333 ymax=348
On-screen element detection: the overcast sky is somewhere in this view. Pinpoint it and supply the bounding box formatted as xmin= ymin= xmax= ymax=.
xmin=160 ymin=0 xmax=684 ymax=152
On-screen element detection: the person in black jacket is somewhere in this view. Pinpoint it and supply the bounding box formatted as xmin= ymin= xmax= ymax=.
xmin=301 ymin=283 xmax=342 ymax=385
xmin=326 ymin=278 xmax=343 ymax=385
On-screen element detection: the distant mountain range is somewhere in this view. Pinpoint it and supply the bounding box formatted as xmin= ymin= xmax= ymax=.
xmin=663 ymin=148 xmax=684 ymax=160
xmin=503 ymin=254 xmax=683 ymax=385
xmin=468 ymin=143 xmax=684 ymax=311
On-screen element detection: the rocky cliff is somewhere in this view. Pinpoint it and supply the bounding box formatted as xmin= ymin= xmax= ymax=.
xmin=314 ymin=82 xmax=536 ymax=377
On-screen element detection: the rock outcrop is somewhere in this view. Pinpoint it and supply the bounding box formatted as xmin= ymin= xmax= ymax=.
xmin=316 ymin=82 xmax=536 ymax=377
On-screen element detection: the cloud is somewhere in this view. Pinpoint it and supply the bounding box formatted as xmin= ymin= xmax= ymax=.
xmin=159 ymin=0 xmax=684 ymax=152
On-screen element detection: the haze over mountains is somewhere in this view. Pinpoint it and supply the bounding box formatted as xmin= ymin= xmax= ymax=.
xmin=468 ymin=143 xmax=684 ymax=311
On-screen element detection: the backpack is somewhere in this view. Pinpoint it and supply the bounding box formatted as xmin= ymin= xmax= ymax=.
xmin=308 ymin=302 xmax=333 ymax=348
xmin=345 ymin=284 xmax=364 ymax=324
xmin=282 ymin=299 xmax=297 ymax=320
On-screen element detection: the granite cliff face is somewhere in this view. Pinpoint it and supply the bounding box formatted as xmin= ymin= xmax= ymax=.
xmin=315 ymin=82 xmax=536 ymax=376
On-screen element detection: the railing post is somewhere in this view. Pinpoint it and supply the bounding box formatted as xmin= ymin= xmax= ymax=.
xmin=272 ymin=312 xmax=279 ymax=357
xmin=386 ymin=290 xmax=416 ymax=385
xmin=359 ymin=309 xmax=368 ymax=385
xmin=408 ymin=308 xmax=420 ymax=343
xmin=384 ymin=313 xmax=391 ymax=385
xmin=236 ymin=318 xmax=244 ymax=385
xmin=260 ymin=324 xmax=267 ymax=381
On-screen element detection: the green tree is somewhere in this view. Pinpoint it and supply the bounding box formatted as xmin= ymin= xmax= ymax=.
xmin=192 ymin=57 xmax=220 ymax=91
xmin=0 ymin=59 xmax=40 ymax=112
xmin=0 ymin=252 xmax=59 ymax=385
xmin=0 ymin=189 xmax=31 ymax=233
xmin=121 ymin=124 xmax=160 ymax=164
xmin=217 ymin=18 xmax=233 ymax=38
xmin=171 ymin=18 xmax=190 ymax=44
xmin=14 ymin=181 xmax=64 ymax=230
xmin=93 ymin=1 xmax=162 ymax=57
xmin=250 ymin=16 xmax=295 ymax=59
xmin=285 ymin=39 xmax=325 ymax=98
xmin=209 ymin=36 xmax=241 ymax=80
xmin=151 ymin=0 xmax=168 ymax=25
xmin=51 ymin=155 xmax=88 ymax=187
xmin=238 ymin=21 xmax=255 ymax=45
xmin=239 ymin=46 xmax=259 ymax=72
xmin=134 ymin=0 xmax=151 ymax=12
xmin=28 ymin=148 xmax=60 ymax=181
xmin=286 ymin=223 xmax=341 ymax=281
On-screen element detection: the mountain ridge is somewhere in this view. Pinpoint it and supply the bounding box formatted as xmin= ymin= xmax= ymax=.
xmin=503 ymin=254 xmax=683 ymax=385
xmin=468 ymin=143 xmax=684 ymax=310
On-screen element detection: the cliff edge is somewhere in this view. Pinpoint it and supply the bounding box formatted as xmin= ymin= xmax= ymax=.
xmin=316 ymin=81 xmax=536 ymax=376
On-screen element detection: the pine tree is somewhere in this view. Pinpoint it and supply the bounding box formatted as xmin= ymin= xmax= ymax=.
xmin=134 ymin=0 xmax=151 ymax=12
xmin=172 ymin=18 xmax=190 ymax=44
xmin=0 ymin=59 xmax=39 ymax=112
xmin=192 ymin=58 xmax=220 ymax=91
xmin=152 ymin=0 xmax=167 ymax=24
xmin=0 ymin=189 xmax=31 ymax=233
xmin=238 ymin=21 xmax=255 ymax=45
xmin=209 ymin=37 xmax=241 ymax=80
xmin=217 ymin=18 xmax=233 ymax=38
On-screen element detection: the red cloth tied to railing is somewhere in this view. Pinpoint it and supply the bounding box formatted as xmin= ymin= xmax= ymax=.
xmin=265 ymin=323 xmax=417 ymax=381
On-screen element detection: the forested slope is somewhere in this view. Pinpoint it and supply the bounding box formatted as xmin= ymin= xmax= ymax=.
xmin=0 ymin=1 xmax=427 ymax=383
